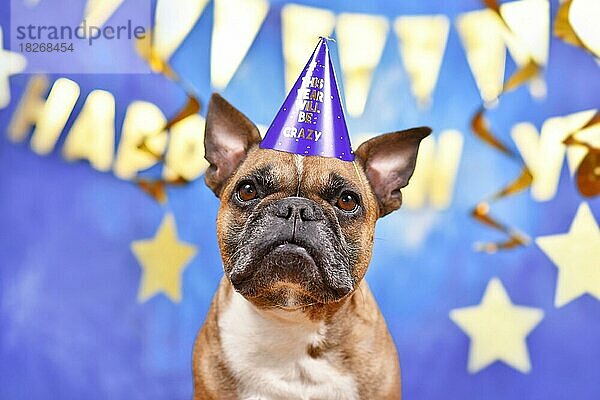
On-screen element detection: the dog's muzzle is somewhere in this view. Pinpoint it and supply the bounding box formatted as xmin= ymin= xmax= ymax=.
xmin=229 ymin=196 xmax=354 ymax=302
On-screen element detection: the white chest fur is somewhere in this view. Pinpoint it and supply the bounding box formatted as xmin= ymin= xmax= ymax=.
xmin=219 ymin=291 xmax=358 ymax=400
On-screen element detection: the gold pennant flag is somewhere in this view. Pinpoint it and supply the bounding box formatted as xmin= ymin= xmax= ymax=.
xmin=456 ymin=9 xmax=507 ymax=104
xmin=394 ymin=15 xmax=450 ymax=107
xmin=500 ymin=0 xmax=549 ymax=67
xmin=281 ymin=4 xmax=335 ymax=92
xmin=152 ymin=0 xmax=209 ymax=60
xmin=457 ymin=0 xmax=550 ymax=103
xmin=336 ymin=13 xmax=389 ymax=117
xmin=211 ymin=0 xmax=269 ymax=89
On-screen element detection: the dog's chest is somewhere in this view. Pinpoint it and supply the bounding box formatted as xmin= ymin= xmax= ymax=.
xmin=219 ymin=292 xmax=358 ymax=400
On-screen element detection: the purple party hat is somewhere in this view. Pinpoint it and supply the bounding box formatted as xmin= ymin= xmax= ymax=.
xmin=260 ymin=37 xmax=354 ymax=161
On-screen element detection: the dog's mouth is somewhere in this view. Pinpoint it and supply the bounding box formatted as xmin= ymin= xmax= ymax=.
xmin=229 ymin=240 xmax=319 ymax=286
xmin=270 ymin=242 xmax=318 ymax=266
xmin=228 ymin=239 xmax=351 ymax=307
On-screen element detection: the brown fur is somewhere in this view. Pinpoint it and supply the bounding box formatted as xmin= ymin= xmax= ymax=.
xmin=193 ymin=93 xmax=429 ymax=399
xmin=193 ymin=277 xmax=400 ymax=399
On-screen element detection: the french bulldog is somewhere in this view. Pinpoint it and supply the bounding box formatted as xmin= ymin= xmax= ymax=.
xmin=193 ymin=93 xmax=430 ymax=400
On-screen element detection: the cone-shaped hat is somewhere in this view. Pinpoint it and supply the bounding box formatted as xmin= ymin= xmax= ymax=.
xmin=260 ymin=38 xmax=354 ymax=161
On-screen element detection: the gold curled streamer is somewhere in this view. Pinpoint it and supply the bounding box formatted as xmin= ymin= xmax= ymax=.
xmin=471 ymin=108 xmax=533 ymax=253
xmin=576 ymin=150 xmax=600 ymax=197
xmin=470 ymin=0 xmax=542 ymax=253
xmin=133 ymin=31 xmax=204 ymax=202
xmin=554 ymin=0 xmax=599 ymax=58
xmin=137 ymin=177 xmax=189 ymax=204
xmin=502 ymin=60 xmax=540 ymax=93
xmin=472 ymin=203 xmax=530 ymax=252
xmin=563 ymin=112 xmax=600 ymax=197
xmin=482 ymin=0 xmax=501 ymax=14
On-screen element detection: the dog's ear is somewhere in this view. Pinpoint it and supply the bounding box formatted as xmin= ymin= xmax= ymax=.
xmin=204 ymin=93 xmax=262 ymax=197
xmin=355 ymin=127 xmax=431 ymax=217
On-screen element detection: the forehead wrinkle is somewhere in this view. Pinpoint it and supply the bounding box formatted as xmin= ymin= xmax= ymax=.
xmin=319 ymin=172 xmax=363 ymax=202
xmin=298 ymin=157 xmax=364 ymax=196
xmin=328 ymin=172 xmax=360 ymax=192
xmin=241 ymin=164 xmax=276 ymax=186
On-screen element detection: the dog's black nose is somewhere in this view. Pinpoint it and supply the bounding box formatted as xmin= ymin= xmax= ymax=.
xmin=272 ymin=197 xmax=324 ymax=222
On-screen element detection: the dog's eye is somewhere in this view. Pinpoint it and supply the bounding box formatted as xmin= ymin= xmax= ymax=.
xmin=236 ymin=182 xmax=258 ymax=202
xmin=336 ymin=191 xmax=359 ymax=212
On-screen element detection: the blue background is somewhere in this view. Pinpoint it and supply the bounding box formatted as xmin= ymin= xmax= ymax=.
xmin=1 ymin=0 xmax=600 ymax=399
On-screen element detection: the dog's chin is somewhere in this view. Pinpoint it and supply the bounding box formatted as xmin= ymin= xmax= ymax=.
xmin=230 ymin=243 xmax=347 ymax=309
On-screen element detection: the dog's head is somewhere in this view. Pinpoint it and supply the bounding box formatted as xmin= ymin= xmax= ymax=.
xmin=204 ymin=94 xmax=430 ymax=310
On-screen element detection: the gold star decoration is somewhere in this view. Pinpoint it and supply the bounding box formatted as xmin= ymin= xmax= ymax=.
xmin=536 ymin=202 xmax=600 ymax=307
xmin=0 ymin=27 xmax=27 ymax=109
xmin=450 ymin=278 xmax=544 ymax=374
xmin=131 ymin=213 xmax=197 ymax=303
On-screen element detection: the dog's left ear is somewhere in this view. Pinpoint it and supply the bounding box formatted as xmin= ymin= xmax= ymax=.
xmin=204 ymin=93 xmax=262 ymax=197
xmin=355 ymin=127 xmax=431 ymax=217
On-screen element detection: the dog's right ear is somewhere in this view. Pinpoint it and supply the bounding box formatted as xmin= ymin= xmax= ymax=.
xmin=204 ymin=93 xmax=262 ymax=197
xmin=355 ymin=127 xmax=431 ymax=217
